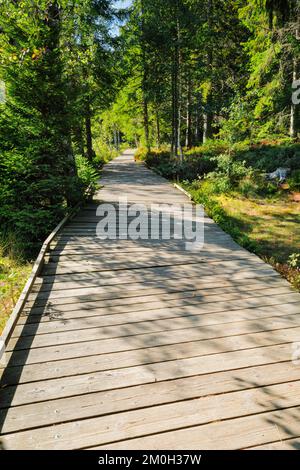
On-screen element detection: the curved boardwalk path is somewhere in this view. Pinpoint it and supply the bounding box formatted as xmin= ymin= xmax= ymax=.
xmin=1 ymin=150 xmax=300 ymax=450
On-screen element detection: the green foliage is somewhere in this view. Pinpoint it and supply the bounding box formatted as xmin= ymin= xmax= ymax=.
xmin=206 ymin=154 xmax=253 ymax=193
xmin=75 ymin=156 xmax=100 ymax=197
xmin=235 ymin=141 xmax=300 ymax=172
xmin=93 ymin=140 xmax=119 ymax=167
xmin=137 ymin=138 xmax=300 ymax=193
xmin=288 ymin=170 xmax=300 ymax=191
xmin=288 ymin=253 xmax=300 ymax=270
xmin=0 ymin=0 xmax=116 ymax=257
xmin=135 ymin=146 xmax=217 ymax=181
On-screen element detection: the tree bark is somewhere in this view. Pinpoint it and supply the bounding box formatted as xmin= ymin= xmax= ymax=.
xmin=156 ymin=110 xmax=161 ymax=148
xmin=171 ymin=50 xmax=178 ymax=156
xmin=85 ymin=101 xmax=94 ymax=162
xmin=290 ymin=58 xmax=297 ymax=138
xmin=203 ymin=108 xmax=213 ymax=143
xmin=195 ymin=92 xmax=202 ymax=145
xmin=185 ymin=78 xmax=192 ymax=148
xmin=74 ymin=124 xmax=85 ymax=157
xmin=141 ymin=0 xmax=150 ymax=151
xmin=143 ymin=96 xmax=150 ymax=151
xmin=290 ymin=20 xmax=299 ymax=138
xmin=203 ymin=0 xmax=214 ymax=143
xmin=177 ymin=18 xmax=183 ymax=161
xmin=171 ymin=14 xmax=183 ymax=160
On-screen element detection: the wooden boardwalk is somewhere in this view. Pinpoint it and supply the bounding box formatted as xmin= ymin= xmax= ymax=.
xmin=1 ymin=150 xmax=300 ymax=450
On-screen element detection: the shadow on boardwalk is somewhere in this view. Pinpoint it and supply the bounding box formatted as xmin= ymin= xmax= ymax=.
xmin=0 ymin=152 xmax=300 ymax=449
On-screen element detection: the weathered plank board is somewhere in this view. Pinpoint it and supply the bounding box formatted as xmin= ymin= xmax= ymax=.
xmin=2 ymin=327 xmax=300 ymax=386
xmin=1 ymin=361 xmax=300 ymax=435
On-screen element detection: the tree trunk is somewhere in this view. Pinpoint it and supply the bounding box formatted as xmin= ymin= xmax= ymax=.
xmin=203 ymin=108 xmax=213 ymax=143
xmin=141 ymin=0 xmax=150 ymax=151
xmin=203 ymin=0 xmax=214 ymax=143
xmin=171 ymin=51 xmax=178 ymax=156
xmin=143 ymin=96 xmax=150 ymax=151
xmin=185 ymin=78 xmax=192 ymax=148
xmin=195 ymin=92 xmax=202 ymax=145
xmin=156 ymin=110 xmax=161 ymax=148
xmin=290 ymin=21 xmax=299 ymax=138
xmin=117 ymin=130 xmax=121 ymax=150
xmin=74 ymin=124 xmax=85 ymax=157
xmin=173 ymin=16 xmax=183 ymax=161
xmin=85 ymin=101 xmax=94 ymax=162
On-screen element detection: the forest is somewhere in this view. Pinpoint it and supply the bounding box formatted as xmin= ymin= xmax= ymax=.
xmin=0 ymin=0 xmax=299 ymax=329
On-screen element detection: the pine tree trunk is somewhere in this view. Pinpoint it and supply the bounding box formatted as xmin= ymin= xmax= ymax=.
xmin=175 ymin=17 xmax=183 ymax=161
xmin=141 ymin=0 xmax=150 ymax=151
xmin=172 ymin=49 xmax=178 ymax=157
xmin=290 ymin=58 xmax=297 ymax=138
xmin=85 ymin=101 xmax=94 ymax=162
xmin=156 ymin=110 xmax=161 ymax=148
xmin=185 ymin=78 xmax=192 ymax=148
xmin=290 ymin=21 xmax=299 ymax=138
xmin=74 ymin=125 xmax=85 ymax=157
xmin=195 ymin=92 xmax=202 ymax=145
xmin=203 ymin=109 xmax=213 ymax=143
xmin=203 ymin=0 xmax=213 ymax=143
xmin=143 ymin=96 xmax=150 ymax=151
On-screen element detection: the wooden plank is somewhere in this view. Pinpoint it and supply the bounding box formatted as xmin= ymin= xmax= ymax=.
xmin=4 ymin=311 xmax=300 ymax=366
xmin=2 ymin=361 xmax=300 ymax=435
xmin=2 ymin=326 xmax=300 ymax=385
xmin=36 ymin=263 xmax=279 ymax=286
xmin=12 ymin=289 xmax=297 ymax=338
xmin=43 ymin=256 xmax=264 ymax=276
xmin=7 ymin=307 xmax=300 ymax=352
xmin=24 ymin=283 xmax=298 ymax=311
xmin=20 ymin=285 xmax=295 ymax=327
xmin=0 ymin=343 xmax=295 ymax=408
xmin=91 ymin=407 xmax=300 ymax=450
xmin=31 ymin=271 xmax=281 ymax=293
xmin=249 ymin=438 xmax=300 ymax=450
xmin=2 ymin=383 xmax=300 ymax=450
xmin=25 ymin=284 xmax=294 ymax=309
xmin=28 ymin=278 xmax=290 ymax=302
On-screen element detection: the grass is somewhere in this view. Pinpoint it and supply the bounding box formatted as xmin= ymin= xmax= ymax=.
xmin=0 ymin=251 xmax=31 ymax=335
xmin=217 ymin=194 xmax=300 ymax=262
xmin=184 ymin=182 xmax=300 ymax=291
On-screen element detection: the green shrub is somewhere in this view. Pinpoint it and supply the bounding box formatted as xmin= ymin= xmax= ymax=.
xmin=205 ymin=154 xmax=253 ymax=193
xmin=288 ymin=170 xmax=300 ymax=191
xmin=75 ymin=156 xmax=100 ymax=198
xmin=288 ymin=253 xmax=300 ymax=270
xmin=136 ymin=146 xmax=217 ymax=181
xmin=236 ymin=142 xmax=300 ymax=172
xmin=135 ymin=147 xmax=148 ymax=161
xmin=93 ymin=140 xmax=119 ymax=167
